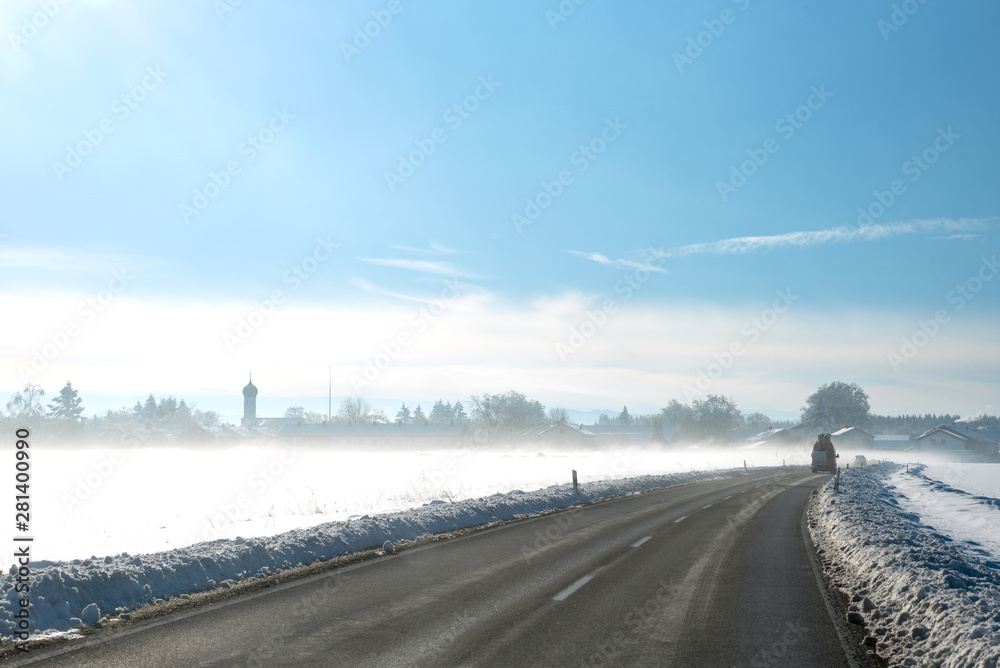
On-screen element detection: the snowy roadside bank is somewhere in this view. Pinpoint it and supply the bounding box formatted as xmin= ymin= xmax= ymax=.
xmin=2 ymin=465 xmax=792 ymax=642
xmin=808 ymin=463 xmax=1000 ymax=668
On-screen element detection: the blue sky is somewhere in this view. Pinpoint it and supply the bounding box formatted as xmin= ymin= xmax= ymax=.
xmin=1 ymin=0 xmax=998 ymax=422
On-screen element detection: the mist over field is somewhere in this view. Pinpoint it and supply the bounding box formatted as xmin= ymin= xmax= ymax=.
xmin=13 ymin=439 xmax=808 ymax=570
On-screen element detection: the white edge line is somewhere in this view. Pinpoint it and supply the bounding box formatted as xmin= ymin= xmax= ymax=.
xmin=631 ymin=536 xmax=652 ymax=548
xmin=673 ymin=515 xmax=687 ymax=523
xmin=553 ymin=574 xmax=594 ymax=601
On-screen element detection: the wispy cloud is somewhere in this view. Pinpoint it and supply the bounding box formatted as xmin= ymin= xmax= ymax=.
xmin=0 ymin=245 xmax=163 ymax=273
xmin=657 ymin=218 xmax=991 ymax=259
xmin=350 ymin=277 xmax=484 ymax=305
xmin=389 ymin=242 xmax=462 ymax=255
xmin=566 ymin=250 xmax=668 ymax=273
xmin=349 ymin=278 xmax=437 ymax=304
xmin=357 ymin=257 xmax=478 ymax=278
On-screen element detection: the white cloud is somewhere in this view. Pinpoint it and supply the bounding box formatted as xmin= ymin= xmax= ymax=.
xmin=658 ymin=218 xmax=991 ymax=258
xmin=566 ymin=250 xmax=668 ymax=273
xmin=389 ymin=242 xmax=462 ymax=255
xmin=1 ymin=292 xmax=997 ymax=418
xmin=0 ymin=244 xmax=166 ymax=274
xmin=356 ymin=257 xmax=478 ymax=278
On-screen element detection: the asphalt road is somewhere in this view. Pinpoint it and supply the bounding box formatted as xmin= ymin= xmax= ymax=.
xmin=12 ymin=470 xmax=863 ymax=667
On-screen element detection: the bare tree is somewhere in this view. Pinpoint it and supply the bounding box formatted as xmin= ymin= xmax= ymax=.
xmin=6 ymin=384 xmax=46 ymax=425
xmin=547 ymin=407 xmax=570 ymax=424
xmin=744 ymin=412 xmax=772 ymax=432
xmin=337 ymin=396 xmax=372 ymax=423
xmin=801 ymin=381 xmax=871 ymax=434
xmin=470 ymin=390 xmax=545 ymax=441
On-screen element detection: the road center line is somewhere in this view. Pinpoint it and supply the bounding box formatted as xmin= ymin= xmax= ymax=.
xmin=674 ymin=516 xmax=687 ymax=523
xmin=723 ymin=495 xmax=732 ymax=500
xmin=702 ymin=504 xmax=712 ymax=509
xmin=553 ymin=574 xmax=594 ymax=601
xmin=631 ymin=536 xmax=652 ymax=548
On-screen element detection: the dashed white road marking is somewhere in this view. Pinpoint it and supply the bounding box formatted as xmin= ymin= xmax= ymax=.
xmin=674 ymin=516 xmax=687 ymax=523
xmin=723 ymin=496 xmax=732 ymax=500
xmin=553 ymin=574 xmax=594 ymax=601
xmin=702 ymin=504 xmax=712 ymax=509
xmin=631 ymin=536 xmax=652 ymax=548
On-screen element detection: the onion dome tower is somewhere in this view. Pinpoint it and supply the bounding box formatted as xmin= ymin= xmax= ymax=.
xmin=242 ymin=373 xmax=258 ymax=427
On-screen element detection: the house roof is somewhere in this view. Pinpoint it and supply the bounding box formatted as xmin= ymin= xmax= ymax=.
xmin=914 ymin=424 xmax=1000 ymax=443
xmin=832 ymin=427 xmax=875 ymax=438
xmin=516 ymin=422 xmax=596 ymax=439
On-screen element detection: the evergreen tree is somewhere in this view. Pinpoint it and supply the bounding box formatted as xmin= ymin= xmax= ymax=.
xmin=429 ymin=399 xmax=450 ymax=423
xmin=395 ymin=403 xmax=412 ymax=424
xmin=142 ymin=394 xmax=157 ymax=423
xmin=48 ymin=381 xmax=84 ymax=421
xmin=413 ymin=405 xmax=427 ymax=423
xmin=618 ymin=406 xmax=632 ymax=425
xmin=452 ymin=400 xmax=467 ymax=423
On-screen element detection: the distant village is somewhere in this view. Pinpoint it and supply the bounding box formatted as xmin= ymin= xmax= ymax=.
xmin=2 ymin=378 xmax=998 ymax=462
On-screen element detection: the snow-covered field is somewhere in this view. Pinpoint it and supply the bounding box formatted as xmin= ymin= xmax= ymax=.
xmin=2 ymin=441 xmax=804 ymax=641
xmin=11 ymin=442 xmax=800 ymax=572
xmin=809 ymin=463 xmax=1000 ymax=668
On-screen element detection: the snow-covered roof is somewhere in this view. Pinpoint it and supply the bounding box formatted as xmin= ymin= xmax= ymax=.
xmin=516 ymin=422 xmax=596 ymax=439
xmin=585 ymin=424 xmax=658 ymax=442
xmin=913 ymin=423 xmax=999 ymax=443
xmin=831 ymin=427 xmax=875 ymax=438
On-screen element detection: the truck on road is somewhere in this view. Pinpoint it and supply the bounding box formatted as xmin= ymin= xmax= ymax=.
xmin=811 ymin=433 xmax=839 ymax=473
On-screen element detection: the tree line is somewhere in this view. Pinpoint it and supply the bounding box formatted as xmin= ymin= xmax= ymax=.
xmin=1 ymin=382 xmax=220 ymax=436
xmin=5 ymin=380 xmax=995 ymax=444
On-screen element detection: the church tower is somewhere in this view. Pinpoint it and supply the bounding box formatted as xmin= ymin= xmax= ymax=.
xmin=242 ymin=374 xmax=258 ymax=427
